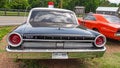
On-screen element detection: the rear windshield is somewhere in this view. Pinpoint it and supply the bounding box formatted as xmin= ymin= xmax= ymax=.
xmin=29 ymin=10 xmax=77 ymax=27
xmin=104 ymin=15 xmax=120 ymax=24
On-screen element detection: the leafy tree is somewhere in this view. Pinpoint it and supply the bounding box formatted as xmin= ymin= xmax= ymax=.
xmin=8 ymin=0 xmax=29 ymax=9
xmin=100 ymin=0 xmax=110 ymax=6
xmin=110 ymin=3 xmax=118 ymax=7
xmin=61 ymin=0 xmax=100 ymax=12
xmin=0 ymin=0 xmax=7 ymax=8
xmin=2 ymin=0 xmax=116 ymax=13
xmin=28 ymin=0 xmax=50 ymax=8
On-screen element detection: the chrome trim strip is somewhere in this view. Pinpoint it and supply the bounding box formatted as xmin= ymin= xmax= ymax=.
xmin=22 ymin=42 xmax=93 ymax=48
xmin=6 ymin=46 xmax=106 ymax=52
xmin=23 ymin=39 xmax=94 ymax=42
xmin=23 ymin=34 xmax=94 ymax=37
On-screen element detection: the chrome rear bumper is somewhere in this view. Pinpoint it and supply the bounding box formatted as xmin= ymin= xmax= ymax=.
xmin=6 ymin=46 xmax=106 ymax=59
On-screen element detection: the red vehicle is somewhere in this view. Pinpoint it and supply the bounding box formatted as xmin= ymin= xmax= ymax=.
xmin=78 ymin=13 xmax=120 ymax=40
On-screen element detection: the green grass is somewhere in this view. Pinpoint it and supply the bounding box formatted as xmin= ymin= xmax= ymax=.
xmin=87 ymin=53 xmax=120 ymax=68
xmin=0 ymin=26 xmax=16 ymax=52
xmin=0 ymin=11 xmax=29 ymax=16
xmin=20 ymin=53 xmax=120 ymax=68
xmin=114 ymin=52 xmax=120 ymax=57
xmin=0 ymin=26 xmax=16 ymax=40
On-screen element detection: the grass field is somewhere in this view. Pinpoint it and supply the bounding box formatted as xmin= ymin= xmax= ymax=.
xmin=0 ymin=11 xmax=29 ymax=16
xmin=88 ymin=53 xmax=120 ymax=68
xmin=0 ymin=26 xmax=120 ymax=68
xmin=0 ymin=26 xmax=16 ymax=40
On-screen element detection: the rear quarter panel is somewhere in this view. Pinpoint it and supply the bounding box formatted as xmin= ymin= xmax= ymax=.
xmin=99 ymin=22 xmax=118 ymax=38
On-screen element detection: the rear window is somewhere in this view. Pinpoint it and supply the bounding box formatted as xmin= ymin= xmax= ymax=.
xmin=29 ymin=10 xmax=77 ymax=27
xmin=104 ymin=15 xmax=120 ymax=24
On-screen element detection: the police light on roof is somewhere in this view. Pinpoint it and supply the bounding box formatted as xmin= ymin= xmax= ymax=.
xmin=48 ymin=1 xmax=54 ymax=8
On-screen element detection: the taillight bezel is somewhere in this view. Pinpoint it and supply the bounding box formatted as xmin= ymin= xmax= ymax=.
xmin=7 ymin=32 xmax=23 ymax=47
xmin=94 ymin=35 xmax=106 ymax=48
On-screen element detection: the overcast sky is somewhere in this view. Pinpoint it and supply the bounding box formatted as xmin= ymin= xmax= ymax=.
xmin=108 ymin=0 xmax=120 ymax=4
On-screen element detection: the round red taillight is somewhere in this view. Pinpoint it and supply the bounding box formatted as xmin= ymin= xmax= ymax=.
xmin=94 ymin=35 xmax=106 ymax=47
xmin=96 ymin=36 xmax=104 ymax=45
xmin=8 ymin=33 xmax=22 ymax=47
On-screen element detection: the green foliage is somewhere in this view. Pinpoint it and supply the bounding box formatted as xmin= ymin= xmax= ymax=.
xmin=0 ymin=0 xmax=29 ymax=9
xmin=78 ymin=0 xmax=99 ymax=12
xmin=100 ymin=0 xmax=118 ymax=7
xmin=0 ymin=0 xmax=7 ymax=8
xmin=28 ymin=0 xmax=60 ymax=8
xmin=0 ymin=0 xmax=101 ymax=12
xmin=0 ymin=26 xmax=15 ymax=40
xmin=0 ymin=0 xmax=119 ymax=13
xmin=9 ymin=0 xmax=30 ymax=9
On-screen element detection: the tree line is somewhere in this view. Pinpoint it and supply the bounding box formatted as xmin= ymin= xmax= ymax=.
xmin=0 ymin=0 xmax=119 ymax=12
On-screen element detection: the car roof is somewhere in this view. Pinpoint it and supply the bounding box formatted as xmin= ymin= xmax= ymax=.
xmin=92 ymin=14 xmax=109 ymax=22
xmin=31 ymin=7 xmax=74 ymax=13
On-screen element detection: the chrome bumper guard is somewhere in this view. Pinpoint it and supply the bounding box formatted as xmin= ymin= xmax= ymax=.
xmin=6 ymin=46 xmax=106 ymax=59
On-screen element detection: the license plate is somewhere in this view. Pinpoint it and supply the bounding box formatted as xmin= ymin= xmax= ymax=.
xmin=52 ymin=52 xmax=68 ymax=59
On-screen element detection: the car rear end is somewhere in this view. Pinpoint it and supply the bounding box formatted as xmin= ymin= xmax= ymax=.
xmin=6 ymin=8 xmax=106 ymax=59
xmin=6 ymin=32 xmax=106 ymax=59
xmin=114 ymin=29 xmax=120 ymax=40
